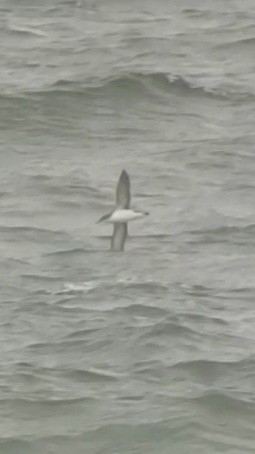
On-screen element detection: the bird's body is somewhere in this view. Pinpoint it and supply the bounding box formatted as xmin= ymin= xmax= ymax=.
xmin=104 ymin=209 xmax=147 ymax=223
xmin=97 ymin=170 xmax=148 ymax=251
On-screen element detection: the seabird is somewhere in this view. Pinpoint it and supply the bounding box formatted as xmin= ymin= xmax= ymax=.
xmin=97 ymin=170 xmax=149 ymax=251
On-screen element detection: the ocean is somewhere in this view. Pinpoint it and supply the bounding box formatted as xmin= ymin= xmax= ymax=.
xmin=1 ymin=1 xmax=255 ymax=453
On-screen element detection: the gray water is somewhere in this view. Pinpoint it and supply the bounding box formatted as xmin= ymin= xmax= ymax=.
xmin=1 ymin=1 xmax=255 ymax=453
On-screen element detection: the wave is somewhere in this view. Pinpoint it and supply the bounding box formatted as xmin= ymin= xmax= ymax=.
xmin=0 ymin=225 xmax=70 ymax=243
xmin=47 ymin=72 xmax=228 ymax=100
xmin=65 ymin=368 xmax=119 ymax=382
xmin=0 ymin=395 xmax=93 ymax=407
xmin=216 ymin=36 xmax=255 ymax=50
xmin=117 ymin=303 xmax=168 ymax=318
xmin=0 ymin=71 xmax=237 ymax=100
xmin=137 ymin=316 xmax=200 ymax=341
xmin=189 ymin=223 xmax=255 ymax=246
xmin=0 ymin=439 xmax=31 ymax=452
xmin=191 ymin=223 xmax=255 ymax=236
xmin=53 ymin=275 xmax=169 ymax=296
xmin=7 ymin=25 xmax=46 ymax=38
xmin=55 ymin=280 xmax=98 ymax=294
xmin=172 ymin=356 xmax=254 ymax=372
xmin=191 ymin=391 xmax=255 ymax=412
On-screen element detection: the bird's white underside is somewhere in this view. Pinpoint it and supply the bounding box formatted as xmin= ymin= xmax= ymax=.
xmin=107 ymin=209 xmax=145 ymax=223
xmin=98 ymin=170 xmax=147 ymax=251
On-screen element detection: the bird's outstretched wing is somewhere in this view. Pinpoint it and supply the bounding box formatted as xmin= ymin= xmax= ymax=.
xmin=116 ymin=170 xmax=130 ymax=209
xmin=111 ymin=223 xmax=128 ymax=251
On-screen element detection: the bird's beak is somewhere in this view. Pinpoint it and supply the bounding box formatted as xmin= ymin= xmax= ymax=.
xmin=96 ymin=213 xmax=108 ymax=224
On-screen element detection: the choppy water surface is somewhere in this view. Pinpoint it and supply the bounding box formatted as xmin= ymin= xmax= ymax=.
xmin=1 ymin=1 xmax=255 ymax=453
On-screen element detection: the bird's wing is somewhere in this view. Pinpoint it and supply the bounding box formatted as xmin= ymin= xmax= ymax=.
xmin=116 ymin=170 xmax=130 ymax=209
xmin=111 ymin=223 xmax=127 ymax=252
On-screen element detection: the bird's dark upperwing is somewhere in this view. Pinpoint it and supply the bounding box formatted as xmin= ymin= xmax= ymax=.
xmin=116 ymin=170 xmax=130 ymax=209
xmin=111 ymin=223 xmax=128 ymax=252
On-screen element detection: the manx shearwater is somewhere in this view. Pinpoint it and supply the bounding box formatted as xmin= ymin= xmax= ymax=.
xmin=97 ymin=170 xmax=149 ymax=251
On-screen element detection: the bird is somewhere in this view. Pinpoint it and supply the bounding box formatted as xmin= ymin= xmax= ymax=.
xmin=97 ymin=170 xmax=149 ymax=251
